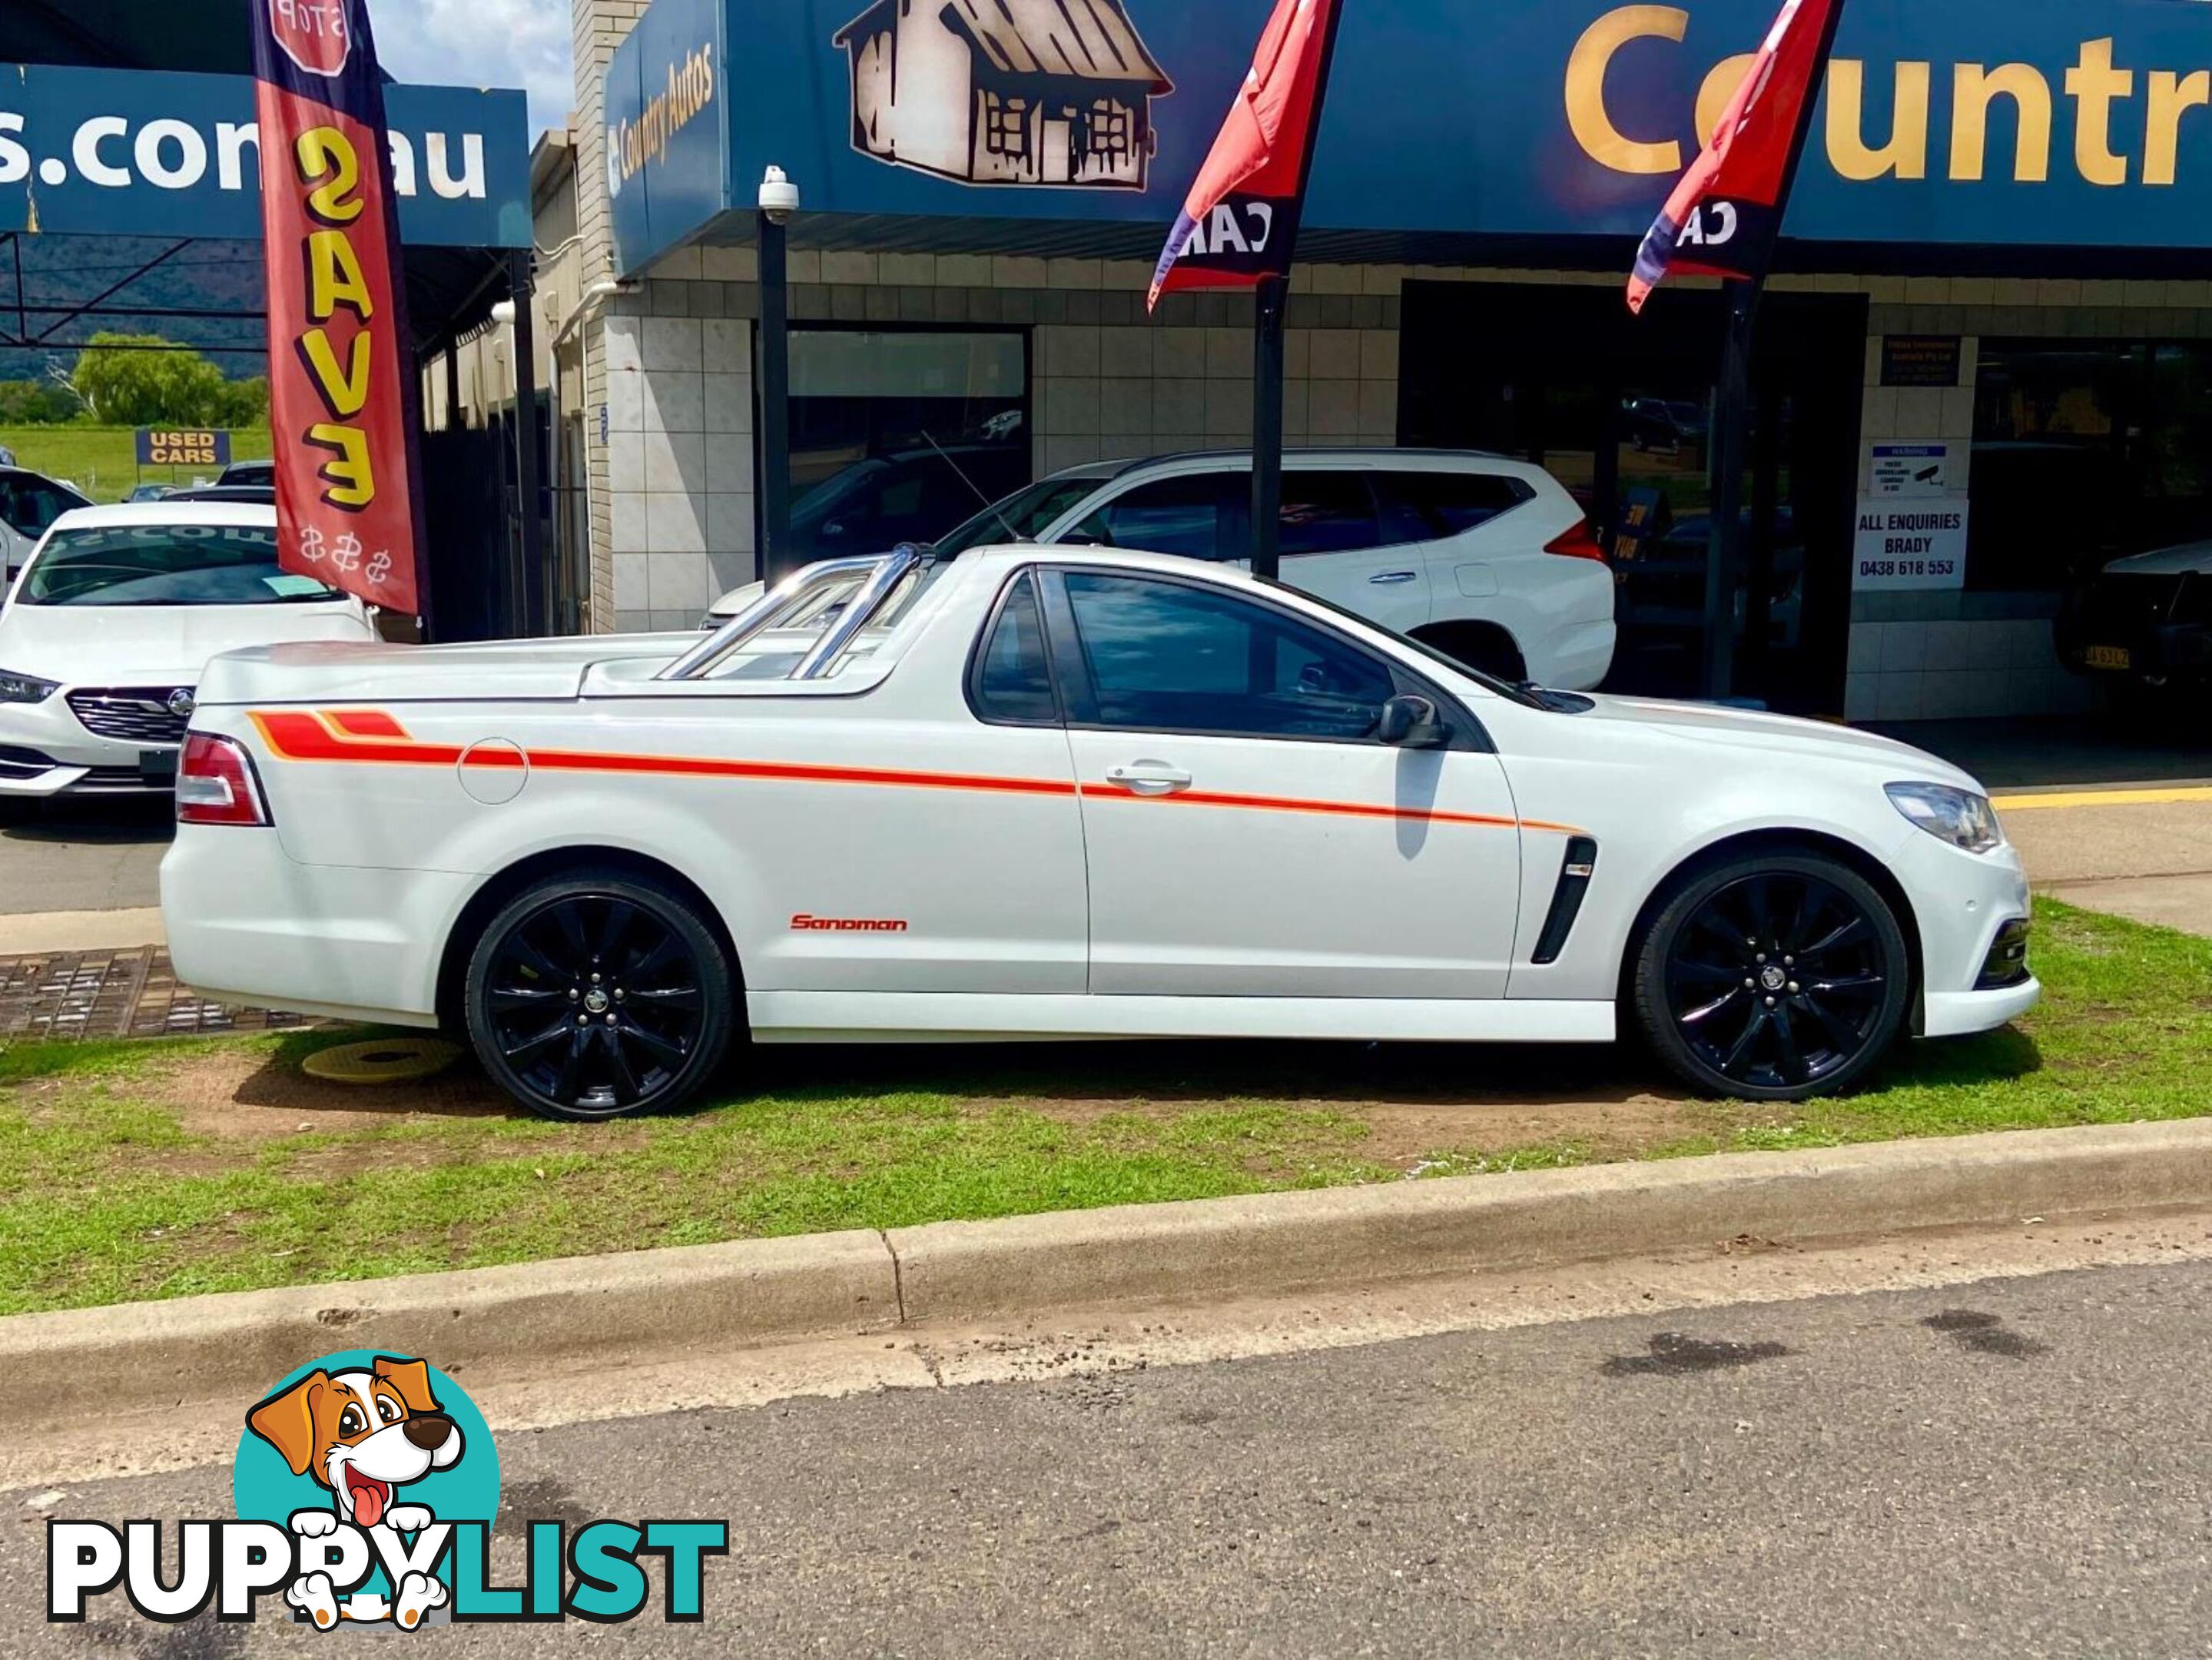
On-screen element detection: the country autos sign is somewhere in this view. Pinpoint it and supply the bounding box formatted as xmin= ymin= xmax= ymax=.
xmin=0 ymin=62 xmax=529 ymax=248
xmin=602 ymin=0 xmax=2212 ymax=272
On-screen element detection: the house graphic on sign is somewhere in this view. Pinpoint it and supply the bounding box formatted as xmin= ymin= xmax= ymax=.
xmin=833 ymin=0 xmax=1173 ymax=190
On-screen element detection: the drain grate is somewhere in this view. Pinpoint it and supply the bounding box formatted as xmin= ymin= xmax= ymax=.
xmin=0 ymin=948 xmax=314 ymax=1041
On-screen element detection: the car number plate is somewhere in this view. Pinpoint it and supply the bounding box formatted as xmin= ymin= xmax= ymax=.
xmin=139 ymin=749 xmax=179 ymax=784
xmin=2084 ymin=644 xmax=2132 ymax=672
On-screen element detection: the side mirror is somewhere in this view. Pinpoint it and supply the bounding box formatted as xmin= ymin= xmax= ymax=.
xmin=1377 ymin=693 xmax=1450 ymax=749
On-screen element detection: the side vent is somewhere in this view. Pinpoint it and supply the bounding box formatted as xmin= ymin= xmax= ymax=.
xmin=1530 ymin=836 xmax=1600 ymax=965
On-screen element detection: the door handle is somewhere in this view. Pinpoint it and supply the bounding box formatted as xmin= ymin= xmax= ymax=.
xmin=1368 ymin=569 xmax=1419 ymax=585
xmin=1105 ymin=762 xmax=1193 ymax=797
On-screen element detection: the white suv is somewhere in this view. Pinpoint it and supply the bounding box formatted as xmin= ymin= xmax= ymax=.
xmin=710 ymin=450 xmax=1617 ymax=689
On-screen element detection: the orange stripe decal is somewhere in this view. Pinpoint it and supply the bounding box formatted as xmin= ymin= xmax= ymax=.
xmin=327 ymin=709 xmax=411 ymax=739
xmin=248 ymin=709 xmax=1584 ymax=837
xmin=1086 ymin=781 xmax=1584 ymax=837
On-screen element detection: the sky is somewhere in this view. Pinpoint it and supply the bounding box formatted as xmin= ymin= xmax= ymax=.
xmin=373 ymin=0 xmax=575 ymax=139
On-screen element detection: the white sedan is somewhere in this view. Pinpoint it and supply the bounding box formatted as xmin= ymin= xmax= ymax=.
xmin=162 ymin=546 xmax=2036 ymax=1121
xmin=0 ymin=503 xmax=375 ymax=799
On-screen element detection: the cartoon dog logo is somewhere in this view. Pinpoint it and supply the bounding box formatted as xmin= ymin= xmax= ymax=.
xmin=246 ymin=1356 xmax=464 ymax=1629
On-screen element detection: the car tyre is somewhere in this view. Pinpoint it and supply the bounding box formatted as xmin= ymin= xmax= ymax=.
xmin=464 ymin=868 xmax=736 ymax=1123
xmin=1631 ymin=851 xmax=1912 ymax=1102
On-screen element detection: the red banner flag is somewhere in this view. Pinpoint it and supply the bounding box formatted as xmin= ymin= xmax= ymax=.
xmin=250 ymin=0 xmax=426 ymax=614
xmin=1148 ymin=0 xmax=1345 ymax=312
xmin=1627 ymin=0 xmax=1845 ymax=314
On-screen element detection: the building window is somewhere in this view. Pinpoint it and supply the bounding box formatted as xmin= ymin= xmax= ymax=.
xmin=982 ymin=91 xmax=1030 ymax=162
xmin=1972 ymin=339 xmax=2212 ymax=591
xmin=1087 ymin=99 xmax=1133 ymax=161
xmin=784 ymin=328 xmax=1032 ymax=565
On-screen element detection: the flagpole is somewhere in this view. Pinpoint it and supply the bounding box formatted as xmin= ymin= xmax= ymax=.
xmin=1254 ymin=0 xmax=1345 ymax=586
xmin=1252 ymin=274 xmax=1288 ymax=583
xmin=1702 ymin=277 xmax=1760 ymax=699
xmin=1698 ymin=0 xmax=1849 ymax=702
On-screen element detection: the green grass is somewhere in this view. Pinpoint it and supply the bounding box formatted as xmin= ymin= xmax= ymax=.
xmin=0 ymin=897 xmax=2206 ymax=1316
xmin=0 ymin=423 xmax=271 ymax=500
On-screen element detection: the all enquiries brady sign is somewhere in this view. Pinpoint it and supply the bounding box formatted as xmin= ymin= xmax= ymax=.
xmin=1854 ymin=500 xmax=1971 ymax=592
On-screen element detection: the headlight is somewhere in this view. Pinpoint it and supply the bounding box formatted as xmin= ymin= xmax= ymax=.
xmin=0 ymin=668 xmax=57 ymax=704
xmin=1887 ymin=782 xmax=2005 ymax=854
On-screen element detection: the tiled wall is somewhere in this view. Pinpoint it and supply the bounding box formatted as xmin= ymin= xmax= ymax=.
xmin=603 ymin=309 xmax=756 ymax=634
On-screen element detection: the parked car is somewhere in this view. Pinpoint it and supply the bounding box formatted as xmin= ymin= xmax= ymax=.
xmin=785 ymin=444 xmax=1030 ymax=563
xmin=217 ymin=460 xmax=276 ymax=490
xmin=1626 ymin=398 xmax=1709 ymax=453
xmin=0 ymin=503 xmax=376 ymax=799
xmin=124 ymin=484 xmax=175 ymax=505
xmin=2054 ymin=543 xmax=2212 ymax=697
xmin=165 ymin=485 xmax=277 ymax=506
xmin=709 ymin=450 xmax=1617 ymax=690
xmin=165 ymin=544 xmax=2035 ymax=1122
xmin=0 ymin=466 xmax=91 ymax=582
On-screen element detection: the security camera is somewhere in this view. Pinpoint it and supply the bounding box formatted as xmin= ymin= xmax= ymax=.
xmin=758 ymin=165 xmax=800 ymax=225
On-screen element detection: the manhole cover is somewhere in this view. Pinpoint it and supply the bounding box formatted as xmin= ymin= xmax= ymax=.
xmin=301 ymin=1038 xmax=466 ymax=1086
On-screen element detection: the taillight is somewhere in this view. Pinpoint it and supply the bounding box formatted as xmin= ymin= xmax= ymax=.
xmin=1544 ymin=520 xmax=1608 ymax=563
xmin=177 ymin=732 xmax=271 ymax=827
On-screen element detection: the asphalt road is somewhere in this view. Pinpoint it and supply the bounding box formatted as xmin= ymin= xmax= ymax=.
xmin=0 ymin=795 xmax=167 ymax=915
xmin=9 ymin=1257 xmax=2212 ymax=1656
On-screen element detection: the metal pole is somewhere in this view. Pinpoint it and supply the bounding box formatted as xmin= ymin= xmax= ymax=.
xmin=1251 ymin=274 xmax=1288 ymax=583
xmin=758 ymin=212 xmax=794 ymax=586
xmin=509 ymin=251 xmax=546 ymax=638
xmin=1703 ymin=277 xmax=1760 ymax=700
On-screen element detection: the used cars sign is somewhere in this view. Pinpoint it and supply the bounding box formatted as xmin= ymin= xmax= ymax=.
xmin=135 ymin=428 xmax=232 ymax=469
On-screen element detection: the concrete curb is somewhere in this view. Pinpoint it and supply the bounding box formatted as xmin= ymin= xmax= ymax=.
xmin=6 ymin=1119 xmax=2210 ymax=1429
xmin=0 ymin=908 xmax=165 ymax=954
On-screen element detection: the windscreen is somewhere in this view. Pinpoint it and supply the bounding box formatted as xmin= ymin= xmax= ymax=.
xmin=19 ymin=523 xmax=341 ymax=607
xmin=934 ymin=476 xmax=1103 ymax=556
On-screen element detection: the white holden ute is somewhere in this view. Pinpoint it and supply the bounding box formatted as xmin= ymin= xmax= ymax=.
xmin=163 ymin=546 xmax=2037 ymax=1122
xmin=0 ymin=504 xmax=376 ymax=799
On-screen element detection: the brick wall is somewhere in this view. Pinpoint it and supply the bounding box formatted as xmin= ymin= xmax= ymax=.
xmin=572 ymin=0 xmax=650 ymax=632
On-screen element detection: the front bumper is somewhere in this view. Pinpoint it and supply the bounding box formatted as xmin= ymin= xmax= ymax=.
xmin=0 ymin=696 xmax=179 ymax=795
xmin=2054 ymin=597 xmax=2212 ymax=685
xmin=1890 ymin=826 xmax=2041 ymax=1038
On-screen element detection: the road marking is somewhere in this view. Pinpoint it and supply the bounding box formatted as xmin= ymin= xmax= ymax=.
xmin=1994 ymin=785 xmax=2212 ymax=812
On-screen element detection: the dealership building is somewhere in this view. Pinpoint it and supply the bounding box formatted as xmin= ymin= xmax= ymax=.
xmin=555 ymin=0 xmax=2212 ymax=721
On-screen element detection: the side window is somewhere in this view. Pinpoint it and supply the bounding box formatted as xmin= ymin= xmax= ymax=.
xmin=1062 ymin=572 xmax=1395 ymax=742
xmin=1279 ymin=472 xmax=1384 ymax=556
xmin=1378 ymin=470 xmax=1534 ymax=540
xmin=970 ymin=570 xmax=1060 ymax=724
xmin=0 ymin=483 xmax=61 ymax=538
xmin=1073 ymin=473 xmax=1237 ymax=561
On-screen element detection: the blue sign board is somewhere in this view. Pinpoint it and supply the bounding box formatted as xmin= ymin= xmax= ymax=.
xmin=605 ymin=0 xmax=2212 ymax=273
xmin=0 ymin=65 xmax=532 ymax=248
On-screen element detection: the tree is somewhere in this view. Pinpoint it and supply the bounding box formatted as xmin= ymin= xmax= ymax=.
xmin=68 ymin=334 xmax=234 ymax=427
xmin=0 ymin=380 xmax=81 ymax=424
xmin=211 ymin=376 xmax=270 ymax=429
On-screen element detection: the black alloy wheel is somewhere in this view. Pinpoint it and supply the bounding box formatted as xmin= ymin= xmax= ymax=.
xmin=1633 ymin=853 xmax=1911 ymax=1101
xmin=464 ymin=872 xmax=735 ymax=1121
